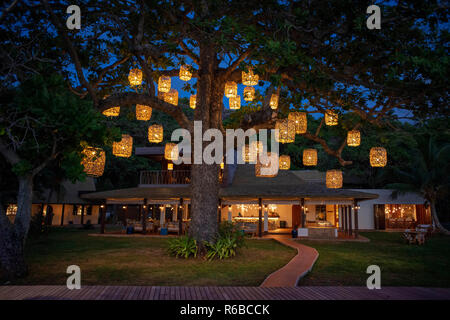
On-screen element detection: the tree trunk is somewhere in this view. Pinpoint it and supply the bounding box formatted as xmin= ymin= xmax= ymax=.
xmin=0 ymin=175 xmax=33 ymax=279
xmin=430 ymin=200 xmax=450 ymax=235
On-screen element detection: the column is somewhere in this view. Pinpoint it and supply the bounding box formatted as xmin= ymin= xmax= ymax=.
xmin=348 ymin=205 xmax=353 ymax=236
xmin=258 ymin=198 xmax=262 ymax=237
xmin=179 ymin=198 xmax=183 ymax=235
xmin=343 ymin=206 xmax=347 ymax=235
xmin=60 ymin=204 xmax=65 ymax=226
xmin=264 ymin=205 xmax=269 ymax=232
xmin=173 ymin=205 xmax=178 ymax=222
xmin=80 ymin=204 xmax=85 ymax=225
xmin=142 ymin=200 xmax=147 ymax=234
xmin=161 ymin=205 xmax=166 ymax=227
xmin=100 ymin=204 xmax=106 ymax=234
xmin=228 ymin=205 xmax=232 ymax=222
xmin=218 ymin=199 xmax=222 ymax=224
xmin=301 ymin=198 xmax=305 ymax=228
xmin=354 ymin=201 xmax=359 ymax=238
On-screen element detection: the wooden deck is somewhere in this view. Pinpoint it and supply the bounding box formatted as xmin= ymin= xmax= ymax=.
xmin=0 ymin=286 xmax=449 ymax=300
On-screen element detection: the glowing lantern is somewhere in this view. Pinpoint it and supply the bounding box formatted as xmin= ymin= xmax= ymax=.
xmin=370 ymin=147 xmax=387 ymax=167
xmin=303 ymin=148 xmax=317 ymax=166
xmin=164 ymin=89 xmax=178 ymax=106
xmin=158 ymin=76 xmax=171 ymax=93
xmin=242 ymin=144 xmax=257 ymax=163
xmin=243 ymin=86 xmax=255 ymax=101
xmin=128 ymin=68 xmax=143 ymax=86
xmin=102 ymin=107 xmax=120 ymax=117
xmin=179 ymin=65 xmax=192 ymax=81
xmin=81 ymin=147 xmax=105 ymax=177
xmin=275 ymin=119 xmax=295 ymax=143
xmin=270 ymin=94 xmax=279 ymax=109
xmin=229 ymin=96 xmax=241 ymax=110
xmin=113 ymin=134 xmax=133 ymax=158
xmin=167 ymin=163 xmax=173 ymax=171
xmin=220 ymin=162 xmax=224 ymax=169
xmin=165 ymin=142 xmax=179 ymax=161
xmin=251 ymin=140 xmax=263 ymax=154
xmin=136 ymin=105 xmax=152 ymax=121
xmin=148 ymin=124 xmax=163 ymax=143
xmin=279 ymin=155 xmax=291 ymax=170
xmin=324 ymin=110 xmax=338 ymax=126
xmin=225 ymin=81 xmax=237 ymax=98
xmin=288 ymin=112 xmax=307 ymax=134
xmin=347 ymin=130 xmax=361 ymax=147
xmin=326 ymin=170 xmax=343 ymax=188
xmin=242 ymin=68 xmax=259 ymax=86
xmin=190 ymin=94 xmax=196 ymax=109
xmin=255 ymin=152 xmax=278 ymax=177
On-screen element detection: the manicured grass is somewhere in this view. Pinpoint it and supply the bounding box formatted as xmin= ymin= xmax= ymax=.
xmin=297 ymin=232 xmax=450 ymax=287
xmin=10 ymin=228 xmax=296 ymax=286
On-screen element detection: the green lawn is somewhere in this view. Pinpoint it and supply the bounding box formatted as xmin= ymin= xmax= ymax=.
xmin=9 ymin=228 xmax=296 ymax=286
xmin=297 ymin=232 xmax=450 ymax=287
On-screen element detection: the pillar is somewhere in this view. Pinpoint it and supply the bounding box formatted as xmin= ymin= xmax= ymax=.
xmin=264 ymin=205 xmax=269 ymax=232
xmin=60 ymin=203 xmax=65 ymax=226
xmin=301 ymin=198 xmax=305 ymax=228
xmin=354 ymin=200 xmax=359 ymax=238
xmin=258 ymin=198 xmax=262 ymax=237
xmin=142 ymin=200 xmax=147 ymax=234
xmin=179 ymin=198 xmax=183 ymax=235
xmin=218 ymin=199 xmax=222 ymax=224
xmin=348 ymin=205 xmax=353 ymax=236
xmin=100 ymin=204 xmax=106 ymax=234
xmin=228 ymin=205 xmax=232 ymax=222
xmin=161 ymin=205 xmax=166 ymax=227
xmin=343 ymin=206 xmax=347 ymax=235
xmin=81 ymin=204 xmax=85 ymax=225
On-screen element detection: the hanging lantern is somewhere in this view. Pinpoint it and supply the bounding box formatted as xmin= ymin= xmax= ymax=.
xmin=81 ymin=147 xmax=105 ymax=177
xmin=224 ymin=81 xmax=237 ymax=98
xmin=102 ymin=107 xmax=120 ymax=117
xmin=326 ymin=170 xmax=343 ymax=188
xmin=270 ymin=94 xmax=279 ymax=109
xmin=242 ymin=144 xmax=257 ymax=163
xmin=243 ymin=86 xmax=255 ymax=101
xmin=167 ymin=163 xmax=173 ymax=171
xmin=179 ymin=65 xmax=192 ymax=81
xmin=324 ymin=110 xmax=338 ymax=126
xmin=229 ymin=96 xmax=241 ymax=110
xmin=113 ymin=134 xmax=133 ymax=158
xmin=303 ymin=148 xmax=317 ymax=166
xmin=158 ymin=76 xmax=171 ymax=93
xmin=148 ymin=124 xmax=163 ymax=143
xmin=279 ymin=155 xmax=291 ymax=170
xmin=190 ymin=94 xmax=196 ymax=109
xmin=255 ymin=152 xmax=278 ymax=177
xmin=242 ymin=68 xmax=259 ymax=86
xmin=164 ymin=142 xmax=179 ymax=161
xmin=220 ymin=162 xmax=225 ymax=169
xmin=347 ymin=130 xmax=361 ymax=147
xmin=128 ymin=68 xmax=143 ymax=86
xmin=164 ymin=89 xmax=178 ymax=106
xmin=136 ymin=105 xmax=152 ymax=121
xmin=251 ymin=140 xmax=263 ymax=155
xmin=288 ymin=112 xmax=307 ymax=134
xmin=275 ymin=119 xmax=295 ymax=143
xmin=370 ymin=147 xmax=387 ymax=167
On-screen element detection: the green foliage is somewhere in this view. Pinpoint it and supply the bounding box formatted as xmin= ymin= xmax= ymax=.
xmin=217 ymin=221 xmax=246 ymax=249
xmin=204 ymin=221 xmax=246 ymax=261
xmin=11 ymin=160 xmax=32 ymax=177
xmin=28 ymin=212 xmax=49 ymax=238
xmin=168 ymin=236 xmax=198 ymax=259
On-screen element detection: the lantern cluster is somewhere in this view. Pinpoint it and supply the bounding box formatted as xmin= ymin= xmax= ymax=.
xmin=303 ymin=148 xmax=317 ymax=166
xmin=113 ymin=134 xmax=133 ymax=158
xmin=128 ymin=68 xmax=143 ymax=86
xmin=158 ymin=76 xmax=171 ymax=93
xmin=179 ymin=65 xmax=192 ymax=81
xmin=229 ymin=96 xmax=241 ymax=110
xmin=370 ymin=147 xmax=387 ymax=167
xmin=288 ymin=112 xmax=307 ymax=134
xmin=255 ymin=152 xmax=278 ymax=177
xmin=136 ymin=105 xmax=152 ymax=121
xmin=148 ymin=124 xmax=163 ymax=143
xmin=164 ymin=143 xmax=179 ymax=161
xmin=81 ymin=147 xmax=106 ymax=177
xmin=190 ymin=94 xmax=196 ymax=109
xmin=347 ymin=130 xmax=361 ymax=147
xmin=279 ymin=155 xmax=291 ymax=170
xmin=275 ymin=119 xmax=295 ymax=144
xmin=326 ymin=169 xmax=343 ymax=188
xmin=324 ymin=110 xmax=338 ymax=126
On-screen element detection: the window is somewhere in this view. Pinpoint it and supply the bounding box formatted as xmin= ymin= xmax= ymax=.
xmin=315 ymin=205 xmax=326 ymax=221
xmin=6 ymin=204 xmax=18 ymax=216
xmin=73 ymin=205 xmax=83 ymax=216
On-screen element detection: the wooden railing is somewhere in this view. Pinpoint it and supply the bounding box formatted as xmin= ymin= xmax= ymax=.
xmin=140 ymin=170 xmax=191 ymax=185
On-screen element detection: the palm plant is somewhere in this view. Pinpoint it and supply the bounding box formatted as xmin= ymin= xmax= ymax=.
xmin=387 ymin=135 xmax=450 ymax=234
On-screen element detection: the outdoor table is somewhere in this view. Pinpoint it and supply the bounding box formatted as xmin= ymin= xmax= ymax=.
xmin=403 ymin=230 xmax=426 ymax=245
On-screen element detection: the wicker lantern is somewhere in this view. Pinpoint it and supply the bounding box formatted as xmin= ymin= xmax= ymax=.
xmin=229 ymin=96 xmax=241 ymax=110
xmin=179 ymin=65 xmax=192 ymax=81
xmin=275 ymin=119 xmax=295 ymax=144
xmin=224 ymin=81 xmax=237 ymax=98
xmin=255 ymin=152 xmax=278 ymax=177
xmin=164 ymin=142 xmax=179 ymax=161
xmin=102 ymin=107 xmax=120 ymax=117
xmin=148 ymin=124 xmax=163 ymax=143
xmin=81 ymin=147 xmax=105 ymax=177
xmin=158 ymin=76 xmax=171 ymax=93
xmin=347 ymin=130 xmax=361 ymax=147
xmin=324 ymin=110 xmax=338 ymax=126
xmin=279 ymin=155 xmax=291 ymax=170
xmin=242 ymin=68 xmax=259 ymax=86
xmin=190 ymin=94 xmax=196 ymax=109
xmin=113 ymin=134 xmax=133 ymax=158
xmin=136 ymin=105 xmax=152 ymax=121
xmin=270 ymin=94 xmax=279 ymax=110
xmin=251 ymin=140 xmax=263 ymax=154
xmin=370 ymin=147 xmax=387 ymax=167
xmin=326 ymin=169 xmax=343 ymax=188
xmin=243 ymin=86 xmax=255 ymax=101
xmin=167 ymin=163 xmax=173 ymax=171
xmin=242 ymin=144 xmax=257 ymax=163
xmin=288 ymin=112 xmax=307 ymax=134
xmin=220 ymin=162 xmax=225 ymax=169
xmin=303 ymin=148 xmax=317 ymax=166
xmin=128 ymin=68 xmax=143 ymax=86
xmin=164 ymin=89 xmax=178 ymax=106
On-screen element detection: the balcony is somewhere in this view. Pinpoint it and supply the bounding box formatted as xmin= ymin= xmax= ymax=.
xmin=139 ymin=170 xmax=191 ymax=186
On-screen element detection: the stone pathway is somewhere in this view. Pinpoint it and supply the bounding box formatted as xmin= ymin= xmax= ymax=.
xmin=260 ymin=234 xmax=319 ymax=287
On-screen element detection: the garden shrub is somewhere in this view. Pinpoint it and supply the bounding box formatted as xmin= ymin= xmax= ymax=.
xmin=168 ymin=236 xmax=198 ymax=258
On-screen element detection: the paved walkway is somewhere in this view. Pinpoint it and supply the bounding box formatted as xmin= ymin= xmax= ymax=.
xmin=261 ymin=234 xmax=319 ymax=287
xmin=0 ymin=286 xmax=449 ymax=300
